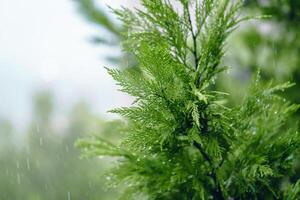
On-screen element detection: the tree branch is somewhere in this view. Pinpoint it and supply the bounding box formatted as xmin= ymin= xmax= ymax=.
xmin=186 ymin=5 xmax=200 ymax=70
xmin=193 ymin=141 xmax=224 ymax=200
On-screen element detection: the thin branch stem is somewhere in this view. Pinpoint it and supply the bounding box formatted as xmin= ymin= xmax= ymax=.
xmin=186 ymin=5 xmax=199 ymax=70
xmin=193 ymin=141 xmax=224 ymax=200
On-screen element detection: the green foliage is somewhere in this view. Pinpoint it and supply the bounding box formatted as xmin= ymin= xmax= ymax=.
xmin=77 ymin=0 xmax=300 ymax=199
xmin=284 ymin=180 xmax=300 ymax=200
xmin=223 ymin=0 xmax=300 ymax=108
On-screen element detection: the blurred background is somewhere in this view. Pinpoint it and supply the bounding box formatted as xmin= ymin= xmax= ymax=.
xmin=0 ymin=0 xmax=299 ymax=199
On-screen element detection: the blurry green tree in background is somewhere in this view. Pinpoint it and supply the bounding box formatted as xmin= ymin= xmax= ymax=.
xmin=0 ymin=90 xmax=119 ymax=200
xmin=222 ymin=0 xmax=300 ymax=107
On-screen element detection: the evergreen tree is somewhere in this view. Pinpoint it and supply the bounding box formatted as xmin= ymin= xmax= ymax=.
xmin=77 ymin=0 xmax=300 ymax=199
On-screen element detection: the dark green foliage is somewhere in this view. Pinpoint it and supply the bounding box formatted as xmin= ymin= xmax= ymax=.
xmin=77 ymin=0 xmax=300 ymax=199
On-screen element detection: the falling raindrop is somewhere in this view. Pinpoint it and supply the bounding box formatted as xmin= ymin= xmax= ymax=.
xmin=226 ymin=69 xmax=231 ymax=75
xmin=272 ymin=39 xmax=276 ymax=69
xmin=36 ymin=160 xmax=40 ymax=168
xmin=252 ymin=127 xmax=257 ymax=135
xmin=36 ymin=123 xmax=40 ymax=133
xmin=40 ymin=137 xmax=43 ymax=146
xmin=126 ymin=59 xmax=129 ymax=68
xmin=16 ymin=160 xmax=20 ymax=169
xmin=211 ymin=78 xmax=216 ymax=85
xmin=65 ymin=145 xmax=69 ymax=153
xmin=68 ymin=192 xmax=71 ymax=200
xmin=188 ymin=175 xmax=194 ymax=179
xmin=128 ymin=183 xmax=133 ymax=187
xmin=26 ymin=157 xmax=31 ymax=170
xmin=17 ymin=173 xmax=21 ymax=184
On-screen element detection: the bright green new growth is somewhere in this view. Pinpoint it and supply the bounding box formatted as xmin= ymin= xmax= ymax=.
xmin=76 ymin=0 xmax=300 ymax=199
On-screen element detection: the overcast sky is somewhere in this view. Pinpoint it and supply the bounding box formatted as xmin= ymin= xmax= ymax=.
xmin=0 ymin=0 xmax=139 ymax=129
